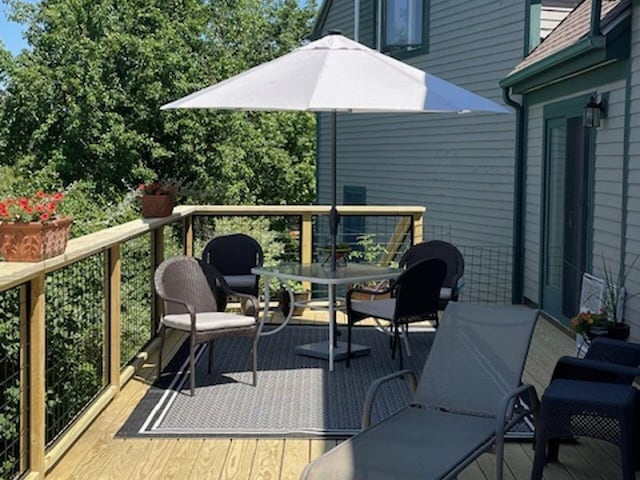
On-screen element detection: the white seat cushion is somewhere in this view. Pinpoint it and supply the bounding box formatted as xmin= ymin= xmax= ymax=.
xmin=162 ymin=312 xmax=255 ymax=332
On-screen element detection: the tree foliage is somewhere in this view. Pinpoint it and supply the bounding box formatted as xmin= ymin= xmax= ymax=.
xmin=0 ymin=0 xmax=317 ymax=209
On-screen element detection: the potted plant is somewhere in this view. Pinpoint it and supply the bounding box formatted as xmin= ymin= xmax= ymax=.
xmin=572 ymin=258 xmax=636 ymax=356
xmin=317 ymin=242 xmax=351 ymax=267
xmin=0 ymin=191 xmax=72 ymax=262
xmin=278 ymin=280 xmax=311 ymax=317
xmin=138 ymin=180 xmax=178 ymax=218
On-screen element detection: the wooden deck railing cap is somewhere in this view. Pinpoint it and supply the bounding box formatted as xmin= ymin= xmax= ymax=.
xmin=0 ymin=204 xmax=425 ymax=291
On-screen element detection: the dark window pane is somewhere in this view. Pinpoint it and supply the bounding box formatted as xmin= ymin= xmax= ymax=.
xmin=385 ymin=0 xmax=423 ymax=47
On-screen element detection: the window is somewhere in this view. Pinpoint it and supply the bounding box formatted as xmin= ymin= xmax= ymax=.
xmin=382 ymin=0 xmax=428 ymax=55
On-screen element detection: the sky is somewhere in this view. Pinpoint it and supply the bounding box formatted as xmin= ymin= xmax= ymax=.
xmin=0 ymin=0 xmax=312 ymax=56
xmin=0 ymin=3 xmax=28 ymax=56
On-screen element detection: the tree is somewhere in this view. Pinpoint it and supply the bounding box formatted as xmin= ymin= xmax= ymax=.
xmin=0 ymin=0 xmax=317 ymax=207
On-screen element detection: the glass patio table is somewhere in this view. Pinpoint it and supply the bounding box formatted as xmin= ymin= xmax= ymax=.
xmin=252 ymin=262 xmax=402 ymax=371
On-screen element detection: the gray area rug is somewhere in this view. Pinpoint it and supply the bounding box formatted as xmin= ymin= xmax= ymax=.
xmin=118 ymin=325 xmax=435 ymax=438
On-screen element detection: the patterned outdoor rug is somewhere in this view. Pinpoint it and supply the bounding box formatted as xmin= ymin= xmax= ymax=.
xmin=117 ymin=324 xmax=534 ymax=439
xmin=118 ymin=325 xmax=435 ymax=438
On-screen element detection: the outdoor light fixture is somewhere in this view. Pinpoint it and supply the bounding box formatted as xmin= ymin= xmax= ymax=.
xmin=583 ymin=95 xmax=606 ymax=128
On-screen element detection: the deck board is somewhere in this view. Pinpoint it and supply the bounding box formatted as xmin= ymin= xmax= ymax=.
xmin=45 ymin=314 xmax=629 ymax=480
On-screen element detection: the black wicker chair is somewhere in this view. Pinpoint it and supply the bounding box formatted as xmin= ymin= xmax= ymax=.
xmin=531 ymin=337 xmax=640 ymax=480
xmin=399 ymin=240 xmax=464 ymax=311
xmin=346 ymin=258 xmax=446 ymax=368
xmin=201 ymin=233 xmax=264 ymax=311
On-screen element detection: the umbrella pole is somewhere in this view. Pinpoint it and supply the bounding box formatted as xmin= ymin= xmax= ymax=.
xmin=329 ymin=110 xmax=339 ymax=273
xmin=329 ymin=110 xmax=339 ymax=348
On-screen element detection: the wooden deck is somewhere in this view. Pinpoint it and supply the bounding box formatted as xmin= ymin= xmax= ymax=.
xmin=46 ymin=313 xmax=629 ymax=480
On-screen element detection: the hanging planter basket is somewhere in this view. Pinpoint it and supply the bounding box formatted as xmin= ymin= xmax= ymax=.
xmin=140 ymin=195 xmax=175 ymax=218
xmin=0 ymin=216 xmax=72 ymax=262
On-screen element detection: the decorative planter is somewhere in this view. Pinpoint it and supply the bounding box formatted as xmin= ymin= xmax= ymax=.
xmin=0 ymin=216 xmax=72 ymax=262
xmin=576 ymin=323 xmax=631 ymax=358
xmin=140 ymin=195 xmax=175 ymax=218
xmin=587 ymin=323 xmax=630 ymax=342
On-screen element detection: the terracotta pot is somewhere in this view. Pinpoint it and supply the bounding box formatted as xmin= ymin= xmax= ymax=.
xmin=140 ymin=195 xmax=175 ymax=218
xmin=0 ymin=216 xmax=72 ymax=262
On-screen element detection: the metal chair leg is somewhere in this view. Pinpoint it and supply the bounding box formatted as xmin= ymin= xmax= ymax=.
xmin=157 ymin=325 xmax=166 ymax=380
xmin=252 ymin=334 xmax=258 ymax=386
xmin=189 ymin=336 xmax=196 ymax=396
xmin=208 ymin=340 xmax=214 ymax=374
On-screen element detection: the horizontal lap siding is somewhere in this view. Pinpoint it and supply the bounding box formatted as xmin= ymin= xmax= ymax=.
xmin=524 ymin=104 xmax=543 ymax=304
xmin=321 ymin=0 xmax=355 ymax=37
xmin=592 ymin=81 xmax=625 ymax=291
xmin=625 ymin=6 xmax=640 ymax=341
xmin=317 ymin=0 xmax=525 ymax=252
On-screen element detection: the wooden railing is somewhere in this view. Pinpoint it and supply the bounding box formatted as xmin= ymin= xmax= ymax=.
xmin=0 ymin=204 xmax=424 ymax=480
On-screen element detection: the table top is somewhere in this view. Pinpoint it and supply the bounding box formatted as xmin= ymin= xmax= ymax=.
xmin=252 ymin=262 xmax=402 ymax=285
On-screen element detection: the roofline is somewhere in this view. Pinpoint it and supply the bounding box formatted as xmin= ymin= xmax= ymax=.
xmin=499 ymin=35 xmax=605 ymax=89
xmin=309 ymin=0 xmax=333 ymax=40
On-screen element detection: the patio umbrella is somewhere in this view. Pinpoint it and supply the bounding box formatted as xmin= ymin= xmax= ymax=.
xmin=161 ymin=33 xmax=509 ymax=270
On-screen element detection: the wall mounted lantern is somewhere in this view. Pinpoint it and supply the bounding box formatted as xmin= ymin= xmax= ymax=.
xmin=583 ymin=95 xmax=606 ymax=128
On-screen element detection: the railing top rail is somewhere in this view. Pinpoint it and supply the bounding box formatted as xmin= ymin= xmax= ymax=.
xmin=0 ymin=204 xmax=425 ymax=291
xmin=190 ymin=205 xmax=426 ymax=216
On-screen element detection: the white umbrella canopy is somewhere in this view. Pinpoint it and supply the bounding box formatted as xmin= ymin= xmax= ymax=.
xmin=162 ymin=33 xmax=508 ymax=113
xmin=161 ymin=33 xmax=510 ymax=269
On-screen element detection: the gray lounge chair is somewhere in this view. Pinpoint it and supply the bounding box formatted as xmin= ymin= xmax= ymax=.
xmin=301 ymin=302 xmax=539 ymax=480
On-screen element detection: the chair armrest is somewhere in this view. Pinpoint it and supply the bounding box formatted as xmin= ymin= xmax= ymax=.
xmin=494 ymin=384 xmax=538 ymax=480
xmin=157 ymin=295 xmax=197 ymax=329
xmin=231 ymin=292 xmax=259 ymax=320
xmin=361 ymin=369 xmax=418 ymax=428
xmin=158 ymin=294 xmax=195 ymax=316
xmin=552 ymin=356 xmax=640 ymax=384
xmin=496 ymin=383 xmax=538 ymax=434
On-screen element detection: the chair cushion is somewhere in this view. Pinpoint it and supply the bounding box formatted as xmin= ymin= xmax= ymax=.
xmin=222 ymin=274 xmax=257 ymax=289
xmin=162 ymin=312 xmax=255 ymax=332
xmin=350 ymin=298 xmax=395 ymax=321
xmin=440 ymin=287 xmax=453 ymax=300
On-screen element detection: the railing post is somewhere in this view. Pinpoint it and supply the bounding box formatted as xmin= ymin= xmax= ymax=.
xmin=412 ymin=212 xmax=424 ymax=245
xmin=151 ymin=227 xmax=165 ymax=333
xmin=28 ymin=273 xmax=46 ymax=479
xmin=301 ymin=213 xmax=313 ymax=291
xmin=19 ymin=285 xmax=28 ymax=474
xmin=183 ymin=214 xmax=194 ymax=257
xmin=107 ymin=245 xmax=121 ymax=390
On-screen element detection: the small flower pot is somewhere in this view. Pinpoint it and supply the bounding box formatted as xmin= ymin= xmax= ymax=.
xmin=140 ymin=195 xmax=175 ymax=218
xmin=0 ymin=216 xmax=72 ymax=262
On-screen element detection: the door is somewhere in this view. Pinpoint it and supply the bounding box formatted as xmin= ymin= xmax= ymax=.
xmin=541 ymin=115 xmax=591 ymax=325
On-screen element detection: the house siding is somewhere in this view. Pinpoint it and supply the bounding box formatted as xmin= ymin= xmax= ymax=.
xmin=316 ymin=0 xmax=525 ymax=276
xmin=523 ymin=102 xmax=544 ymax=303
